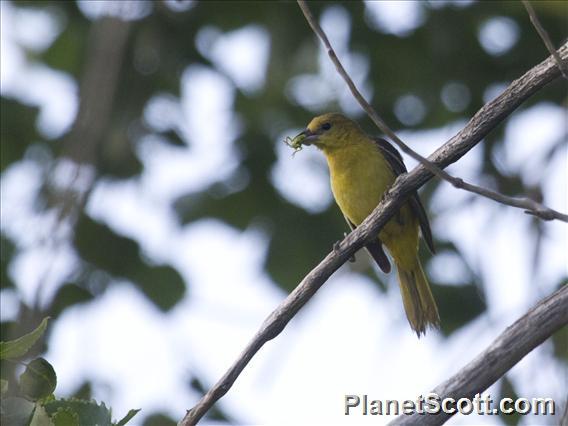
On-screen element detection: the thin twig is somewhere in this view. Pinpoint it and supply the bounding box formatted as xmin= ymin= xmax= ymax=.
xmin=389 ymin=284 xmax=568 ymax=425
xmin=522 ymin=0 xmax=568 ymax=79
xmin=452 ymin=177 xmax=568 ymax=222
xmin=179 ymin=41 xmax=568 ymax=426
xmin=297 ymin=0 xmax=568 ymax=223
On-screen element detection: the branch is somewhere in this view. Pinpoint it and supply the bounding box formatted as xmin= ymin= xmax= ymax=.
xmin=56 ymin=16 xmax=131 ymax=224
xmin=522 ymin=0 xmax=568 ymax=80
xmin=451 ymin=178 xmax=568 ymax=222
xmin=389 ymin=284 xmax=568 ymax=425
xmin=179 ymin=40 xmax=568 ymax=425
xmin=33 ymin=17 xmax=131 ymax=309
xmin=297 ymin=0 xmax=568 ymax=223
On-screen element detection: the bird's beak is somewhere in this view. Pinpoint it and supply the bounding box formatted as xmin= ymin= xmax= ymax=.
xmin=292 ymin=128 xmax=319 ymax=147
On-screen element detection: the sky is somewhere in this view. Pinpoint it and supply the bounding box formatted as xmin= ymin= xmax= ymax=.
xmin=1 ymin=1 xmax=567 ymax=425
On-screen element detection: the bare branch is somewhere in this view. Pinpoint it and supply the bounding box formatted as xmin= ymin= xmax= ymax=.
xmin=297 ymin=0 xmax=568 ymax=223
xmin=451 ymin=178 xmax=568 ymax=222
xmin=389 ymin=284 xmax=568 ymax=425
xmin=522 ymin=0 xmax=568 ymax=79
xmin=179 ymin=40 xmax=568 ymax=425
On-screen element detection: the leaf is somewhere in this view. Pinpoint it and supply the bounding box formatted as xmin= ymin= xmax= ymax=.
xmin=1 ymin=378 xmax=8 ymax=395
xmin=115 ymin=409 xmax=140 ymax=426
xmin=189 ymin=377 xmax=206 ymax=394
xmin=499 ymin=376 xmax=521 ymax=425
xmin=97 ymin=125 xmax=144 ymax=179
xmin=43 ymin=399 xmax=112 ymax=426
xmin=126 ymin=265 xmax=185 ymax=312
xmin=48 ymin=283 xmax=93 ymax=319
xmin=73 ymin=214 xmax=140 ymax=278
xmin=187 ymin=377 xmax=231 ymax=423
xmin=1 ymin=234 xmax=16 ymax=289
xmin=0 ymin=318 xmax=50 ymax=360
xmin=74 ymin=214 xmax=186 ymax=311
xmin=142 ymin=413 xmax=177 ymax=426
xmin=70 ymin=381 xmax=92 ymax=401
xmin=432 ymin=283 xmax=487 ymax=336
xmin=551 ymin=316 xmax=567 ymax=362
xmin=51 ymin=408 xmax=79 ymax=426
xmin=159 ymin=129 xmax=187 ymax=147
xmin=19 ymin=358 xmax=57 ymax=401
xmin=40 ymin=3 xmax=88 ymax=76
xmin=0 ymin=97 xmax=40 ymax=171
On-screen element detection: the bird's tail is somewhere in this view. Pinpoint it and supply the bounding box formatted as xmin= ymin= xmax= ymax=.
xmin=396 ymin=258 xmax=440 ymax=336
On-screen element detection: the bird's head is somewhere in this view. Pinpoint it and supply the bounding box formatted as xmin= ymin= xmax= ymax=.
xmin=291 ymin=113 xmax=363 ymax=151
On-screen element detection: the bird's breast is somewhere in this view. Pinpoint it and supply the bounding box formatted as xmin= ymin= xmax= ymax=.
xmin=326 ymin=144 xmax=395 ymax=225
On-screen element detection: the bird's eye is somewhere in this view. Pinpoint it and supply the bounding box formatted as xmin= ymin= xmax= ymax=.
xmin=321 ymin=122 xmax=332 ymax=131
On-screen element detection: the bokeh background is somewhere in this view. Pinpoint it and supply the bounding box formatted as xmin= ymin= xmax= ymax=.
xmin=1 ymin=0 xmax=567 ymax=425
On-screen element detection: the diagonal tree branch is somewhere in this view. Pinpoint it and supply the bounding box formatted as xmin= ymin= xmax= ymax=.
xmin=389 ymin=284 xmax=568 ymax=425
xmin=522 ymin=0 xmax=568 ymax=80
xmin=179 ymin=40 xmax=568 ymax=426
xmin=297 ymin=0 xmax=568 ymax=223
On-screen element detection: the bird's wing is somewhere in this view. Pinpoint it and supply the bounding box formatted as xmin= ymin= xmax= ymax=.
xmin=373 ymin=138 xmax=435 ymax=254
xmin=343 ymin=214 xmax=392 ymax=273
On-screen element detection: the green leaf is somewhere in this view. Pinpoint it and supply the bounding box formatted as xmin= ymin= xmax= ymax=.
xmin=1 ymin=378 xmax=8 ymax=395
xmin=115 ymin=408 xmax=140 ymax=426
xmin=0 ymin=97 xmax=40 ymax=172
xmin=1 ymin=234 xmax=16 ymax=289
xmin=0 ymin=397 xmax=35 ymax=426
xmin=74 ymin=214 xmax=186 ymax=311
xmin=49 ymin=283 xmax=93 ymax=319
xmin=73 ymin=214 xmax=140 ymax=278
xmin=69 ymin=381 xmax=92 ymax=401
xmin=0 ymin=317 xmax=50 ymax=360
xmin=432 ymin=283 xmax=487 ymax=336
xmin=159 ymin=129 xmax=187 ymax=147
xmin=40 ymin=2 xmax=88 ymax=76
xmin=142 ymin=413 xmax=177 ymax=426
xmin=43 ymin=399 xmax=112 ymax=426
xmin=499 ymin=376 xmax=521 ymax=425
xmin=19 ymin=358 xmax=57 ymax=401
xmin=187 ymin=377 xmax=232 ymax=423
xmin=551 ymin=319 xmax=567 ymax=361
xmin=126 ymin=265 xmax=185 ymax=312
xmin=51 ymin=408 xmax=79 ymax=426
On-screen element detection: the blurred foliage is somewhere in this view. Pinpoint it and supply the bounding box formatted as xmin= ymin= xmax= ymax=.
xmin=1 ymin=0 xmax=567 ymax=424
xmin=142 ymin=413 xmax=177 ymax=426
xmin=1 ymin=236 xmax=16 ymax=289
xmin=498 ymin=375 xmax=521 ymax=426
xmin=0 ymin=98 xmax=40 ymax=172
xmin=0 ymin=318 xmax=139 ymax=426
xmin=432 ymin=283 xmax=486 ymax=335
xmin=189 ymin=377 xmax=233 ymax=423
xmin=73 ymin=213 xmax=185 ymax=311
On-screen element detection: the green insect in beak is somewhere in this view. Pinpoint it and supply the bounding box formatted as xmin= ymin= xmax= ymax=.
xmin=284 ymin=132 xmax=307 ymax=155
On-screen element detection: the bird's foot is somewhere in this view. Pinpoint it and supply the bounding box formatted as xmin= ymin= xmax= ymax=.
xmin=333 ymin=234 xmax=356 ymax=263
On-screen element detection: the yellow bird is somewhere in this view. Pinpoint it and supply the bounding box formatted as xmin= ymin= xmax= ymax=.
xmin=291 ymin=112 xmax=439 ymax=336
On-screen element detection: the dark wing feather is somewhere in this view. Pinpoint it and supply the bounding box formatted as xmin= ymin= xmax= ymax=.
xmin=344 ymin=214 xmax=391 ymax=273
xmin=373 ymin=138 xmax=435 ymax=254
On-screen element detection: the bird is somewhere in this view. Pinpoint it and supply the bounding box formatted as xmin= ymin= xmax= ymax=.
xmin=289 ymin=112 xmax=439 ymax=336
